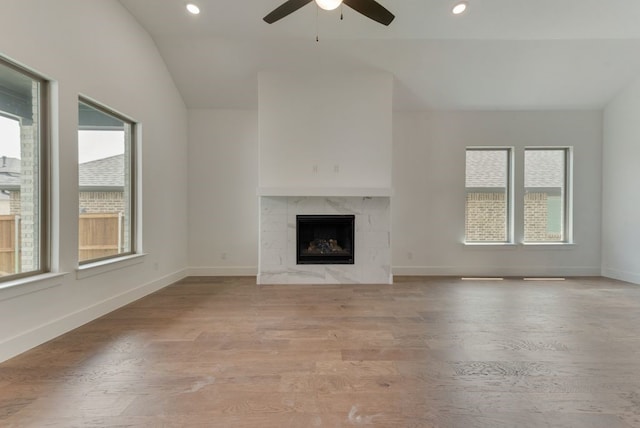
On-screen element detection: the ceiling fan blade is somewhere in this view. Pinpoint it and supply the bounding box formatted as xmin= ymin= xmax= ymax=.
xmin=343 ymin=0 xmax=395 ymax=26
xmin=264 ymin=0 xmax=314 ymax=24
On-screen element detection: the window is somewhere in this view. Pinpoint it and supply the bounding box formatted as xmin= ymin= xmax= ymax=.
xmin=78 ymin=99 xmax=135 ymax=263
xmin=524 ymin=148 xmax=571 ymax=243
xmin=0 ymin=58 xmax=48 ymax=281
xmin=465 ymin=148 xmax=512 ymax=243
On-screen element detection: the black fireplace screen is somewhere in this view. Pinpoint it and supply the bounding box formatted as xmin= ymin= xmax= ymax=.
xmin=296 ymin=215 xmax=355 ymax=264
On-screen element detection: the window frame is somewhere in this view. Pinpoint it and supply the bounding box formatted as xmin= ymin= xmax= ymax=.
xmin=523 ymin=146 xmax=573 ymax=244
xmin=77 ymin=96 xmax=137 ymax=265
xmin=0 ymin=56 xmax=49 ymax=283
xmin=464 ymin=146 xmax=514 ymax=244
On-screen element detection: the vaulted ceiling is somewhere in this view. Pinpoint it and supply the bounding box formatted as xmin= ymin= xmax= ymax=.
xmin=119 ymin=0 xmax=640 ymax=110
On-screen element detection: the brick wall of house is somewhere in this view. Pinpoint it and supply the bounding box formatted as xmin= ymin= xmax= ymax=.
xmin=466 ymin=192 xmax=559 ymax=241
xmin=10 ymin=191 xmax=20 ymax=215
xmin=11 ymin=191 xmax=124 ymax=215
xmin=79 ymin=192 xmax=124 ymax=214
xmin=465 ymin=192 xmax=507 ymax=241
xmin=20 ymin=88 xmax=38 ymax=271
xmin=524 ymin=192 xmax=548 ymax=241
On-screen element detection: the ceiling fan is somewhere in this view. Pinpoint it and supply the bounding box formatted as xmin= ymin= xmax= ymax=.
xmin=263 ymin=0 xmax=395 ymax=26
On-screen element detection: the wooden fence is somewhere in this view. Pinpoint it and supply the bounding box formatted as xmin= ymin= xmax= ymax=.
xmin=0 ymin=215 xmax=18 ymax=275
xmin=0 ymin=213 xmax=124 ymax=275
xmin=78 ymin=213 xmax=123 ymax=262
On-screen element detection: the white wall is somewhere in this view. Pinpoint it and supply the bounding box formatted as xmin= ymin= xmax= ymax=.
xmin=188 ymin=110 xmax=258 ymax=275
xmin=258 ymin=72 xmax=393 ymax=189
xmin=393 ymin=110 xmax=602 ymax=276
xmin=188 ymin=108 xmax=602 ymax=277
xmin=0 ymin=0 xmax=188 ymax=362
xmin=602 ymin=77 xmax=640 ymax=284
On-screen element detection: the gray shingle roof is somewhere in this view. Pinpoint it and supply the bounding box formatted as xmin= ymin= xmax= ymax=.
xmin=78 ymin=154 xmax=124 ymax=189
xmin=466 ymin=149 xmax=564 ymax=189
xmin=0 ymin=156 xmax=21 ymax=189
xmin=465 ymin=150 xmax=508 ymax=188
xmin=0 ymin=154 xmax=124 ymax=190
xmin=524 ymin=150 xmax=565 ymax=188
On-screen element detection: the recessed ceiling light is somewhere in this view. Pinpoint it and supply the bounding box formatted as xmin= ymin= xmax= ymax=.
xmin=452 ymin=1 xmax=468 ymax=15
xmin=186 ymin=3 xmax=200 ymax=15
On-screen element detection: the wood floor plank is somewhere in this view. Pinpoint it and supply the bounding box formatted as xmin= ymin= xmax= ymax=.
xmin=1 ymin=276 xmax=640 ymax=427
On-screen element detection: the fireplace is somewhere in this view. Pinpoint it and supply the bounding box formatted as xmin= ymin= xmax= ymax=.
xmin=258 ymin=196 xmax=391 ymax=284
xmin=296 ymin=215 xmax=355 ymax=264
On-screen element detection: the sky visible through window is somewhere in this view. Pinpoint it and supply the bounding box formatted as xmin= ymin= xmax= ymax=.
xmin=78 ymin=130 xmax=124 ymax=163
xmin=1 ymin=116 xmax=123 ymax=162
xmin=0 ymin=115 xmax=20 ymax=158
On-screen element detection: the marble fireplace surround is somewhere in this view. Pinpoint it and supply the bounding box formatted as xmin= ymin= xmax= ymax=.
xmin=258 ymin=192 xmax=392 ymax=284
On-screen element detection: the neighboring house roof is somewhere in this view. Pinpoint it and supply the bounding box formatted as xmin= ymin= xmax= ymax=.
xmin=524 ymin=150 xmax=565 ymax=188
xmin=466 ymin=150 xmax=564 ymax=189
xmin=0 ymin=154 xmax=124 ymax=191
xmin=79 ymin=154 xmax=124 ymax=189
xmin=465 ymin=150 xmax=508 ymax=188
xmin=0 ymin=156 xmax=21 ymax=190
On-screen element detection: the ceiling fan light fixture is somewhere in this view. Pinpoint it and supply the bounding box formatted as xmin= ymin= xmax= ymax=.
xmin=452 ymin=1 xmax=468 ymax=15
xmin=315 ymin=0 xmax=343 ymax=11
xmin=186 ymin=3 xmax=200 ymax=15
xmin=263 ymin=0 xmax=393 ymax=26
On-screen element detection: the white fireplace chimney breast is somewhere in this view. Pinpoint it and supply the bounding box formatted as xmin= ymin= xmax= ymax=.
xmin=258 ymin=71 xmax=393 ymax=189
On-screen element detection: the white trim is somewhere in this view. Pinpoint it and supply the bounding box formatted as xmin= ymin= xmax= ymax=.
xmin=49 ymin=81 xmax=61 ymax=274
xmin=463 ymin=242 xmax=576 ymax=249
xmin=463 ymin=242 xmax=517 ymax=248
xmin=520 ymin=242 xmax=576 ymax=249
xmin=188 ymin=266 xmax=258 ymax=276
xmin=465 ymin=146 xmax=514 ymax=243
xmin=0 ymin=268 xmax=187 ymax=363
xmin=392 ymin=265 xmax=600 ymax=277
xmin=76 ymin=253 xmax=147 ymax=280
xmin=257 ymin=187 xmax=394 ymax=197
xmin=0 ymin=272 xmax=68 ymax=302
xmin=523 ymin=146 xmax=574 ymax=244
xmin=565 ymin=146 xmax=574 ymax=244
xmin=601 ymin=267 xmax=640 ymax=285
xmin=135 ymin=124 xmax=144 ymax=253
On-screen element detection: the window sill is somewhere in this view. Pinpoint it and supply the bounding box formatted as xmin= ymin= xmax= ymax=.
xmin=463 ymin=242 xmax=576 ymax=250
xmin=521 ymin=242 xmax=576 ymax=249
xmin=0 ymin=272 xmax=69 ymax=302
xmin=76 ymin=253 xmax=147 ymax=280
xmin=464 ymin=242 xmax=517 ymax=248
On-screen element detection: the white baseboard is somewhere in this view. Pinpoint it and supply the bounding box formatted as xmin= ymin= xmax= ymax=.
xmin=188 ymin=266 xmax=258 ymax=276
xmin=601 ymin=267 xmax=640 ymax=285
xmin=198 ymin=265 xmax=603 ymax=280
xmin=392 ymin=266 xmax=602 ymax=277
xmin=0 ymin=269 xmax=187 ymax=363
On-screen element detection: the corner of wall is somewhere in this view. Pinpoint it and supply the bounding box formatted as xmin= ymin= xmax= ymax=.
xmin=0 ymin=268 xmax=187 ymax=363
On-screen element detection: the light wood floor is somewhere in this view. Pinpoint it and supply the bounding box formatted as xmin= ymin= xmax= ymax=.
xmin=2 ymin=276 xmax=640 ymax=427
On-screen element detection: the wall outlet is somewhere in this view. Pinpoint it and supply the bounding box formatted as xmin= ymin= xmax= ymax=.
xmin=334 ymin=164 xmax=340 ymax=173
xmin=407 ymin=251 xmax=413 ymax=260
xmin=312 ymin=164 xmax=318 ymax=173
xmin=221 ymin=252 xmax=227 ymax=260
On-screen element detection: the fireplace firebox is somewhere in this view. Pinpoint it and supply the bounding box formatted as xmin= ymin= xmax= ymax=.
xmin=296 ymin=215 xmax=355 ymax=264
